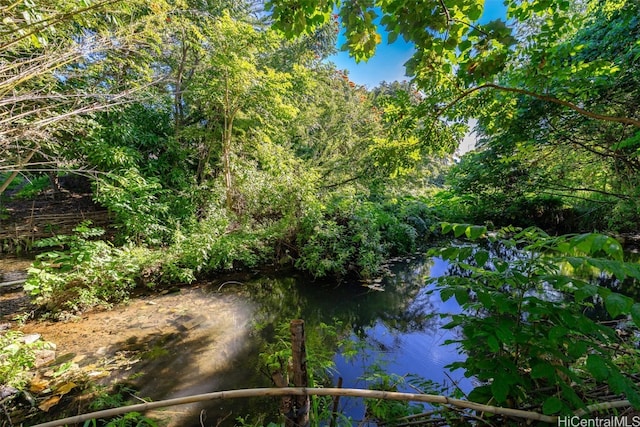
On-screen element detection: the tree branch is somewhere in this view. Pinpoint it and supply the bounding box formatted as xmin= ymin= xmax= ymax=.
xmin=30 ymin=387 xmax=559 ymax=427
xmin=0 ymin=0 xmax=124 ymax=51
xmin=436 ymin=83 xmax=640 ymax=128
xmin=544 ymin=183 xmax=632 ymax=200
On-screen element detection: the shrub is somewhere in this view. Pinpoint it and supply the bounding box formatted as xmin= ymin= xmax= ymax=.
xmin=24 ymin=223 xmax=144 ymax=315
xmin=430 ymin=224 xmax=640 ymax=416
xmin=0 ymin=331 xmax=54 ymax=389
xmin=295 ymin=195 xmax=436 ymax=278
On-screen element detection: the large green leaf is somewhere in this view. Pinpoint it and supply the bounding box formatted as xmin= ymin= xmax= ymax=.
xmin=586 ymin=354 xmax=609 ymax=381
xmin=465 ymin=225 xmax=486 ymax=240
xmin=474 ymin=249 xmax=489 ymax=267
xmin=604 ymin=293 xmax=633 ymax=318
xmin=531 ymin=362 xmax=556 ymax=380
xmin=490 ymin=378 xmax=509 ymax=403
xmin=487 ymin=335 xmax=500 ymax=352
xmin=542 ymin=396 xmax=564 ymax=415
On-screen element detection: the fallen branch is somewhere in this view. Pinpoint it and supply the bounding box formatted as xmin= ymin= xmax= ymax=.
xmin=574 ymin=399 xmax=631 ymax=417
xmin=30 ymin=387 xmax=558 ymax=427
xmin=0 ymin=279 xmax=26 ymax=288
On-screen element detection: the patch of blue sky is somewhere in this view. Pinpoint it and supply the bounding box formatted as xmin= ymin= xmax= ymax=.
xmin=328 ymin=0 xmax=508 ymax=88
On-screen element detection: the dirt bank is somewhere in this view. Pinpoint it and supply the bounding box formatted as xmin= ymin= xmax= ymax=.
xmin=10 ymin=283 xmax=262 ymax=426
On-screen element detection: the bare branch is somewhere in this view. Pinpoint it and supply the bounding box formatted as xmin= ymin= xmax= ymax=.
xmin=0 ymin=0 xmax=124 ymax=51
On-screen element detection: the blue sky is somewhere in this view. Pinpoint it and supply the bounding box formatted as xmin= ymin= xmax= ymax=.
xmin=328 ymin=0 xmax=508 ymax=88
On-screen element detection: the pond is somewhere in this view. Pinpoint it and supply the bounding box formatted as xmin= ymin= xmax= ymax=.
xmin=15 ymin=238 xmax=637 ymax=426
xmin=11 ymin=254 xmax=467 ymax=426
xmin=134 ymin=254 xmax=470 ymax=426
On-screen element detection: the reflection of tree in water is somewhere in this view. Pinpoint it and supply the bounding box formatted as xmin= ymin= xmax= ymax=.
xmin=231 ymin=259 xmax=441 ymax=339
xmin=212 ymin=257 xmax=447 ymax=371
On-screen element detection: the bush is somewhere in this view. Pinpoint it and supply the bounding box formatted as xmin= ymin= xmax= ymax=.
xmin=0 ymin=331 xmax=54 ymax=389
xmin=295 ymin=194 xmax=436 ymax=278
xmin=94 ymin=169 xmax=172 ymax=245
xmin=430 ymin=224 xmax=640 ymax=416
xmin=24 ymin=223 xmax=145 ymax=315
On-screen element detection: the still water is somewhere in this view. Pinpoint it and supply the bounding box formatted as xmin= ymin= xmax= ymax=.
xmin=151 ymin=255 xmax=470 ymax=426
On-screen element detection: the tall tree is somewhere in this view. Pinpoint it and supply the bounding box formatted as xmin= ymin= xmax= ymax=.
xmin=183 ymin=12 xmax=297 ymax=210
xmin=267 ymin=0 xmax=640 ymax=130
xmin=448 ymin=0 xmax=640 ymax=230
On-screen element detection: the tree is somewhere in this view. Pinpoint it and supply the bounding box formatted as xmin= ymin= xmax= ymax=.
xmin=183 ymin=12 xmax=297 ymax=211
xmin=267 ymin=0 xmax=640 ymax=130
xmin=450 ymin=0 xmax=640 ymax=231
xmin=0 ymin=0 xmax=169 ymax=195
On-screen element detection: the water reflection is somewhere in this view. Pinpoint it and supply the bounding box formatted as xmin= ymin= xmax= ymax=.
xmin=330 ymin=257 xmax=471 ymax=421
xmin=133 ymin=241 xmax=639 ymax=425
xmin=178 ymin=255 xmax=470 ymax=425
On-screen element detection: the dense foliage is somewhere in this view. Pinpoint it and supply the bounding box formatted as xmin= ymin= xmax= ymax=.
xmin=2 ymin=0 xmax=640 ymax=424
xmin=431 ymin=224 xmax=640 ymax=417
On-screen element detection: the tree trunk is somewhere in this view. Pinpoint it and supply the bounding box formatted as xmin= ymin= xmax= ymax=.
xmin=222 ymin=116 xmax=235 ymax=211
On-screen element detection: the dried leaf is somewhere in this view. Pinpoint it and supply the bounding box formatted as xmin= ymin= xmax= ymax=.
xmin=55 ymin=382 xmax=76 ymax=396
xmin=29 ymin=378 xmax=50 ymax=394
xmin=38 ymin=395 xmax=60 ymax=412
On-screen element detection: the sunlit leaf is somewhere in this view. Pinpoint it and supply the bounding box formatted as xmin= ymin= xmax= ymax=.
xmin=38 ymin=395 xmax=60 ymax=412
xmin=56 ymin=382 xmax=77 ymax=396
xmin=465 ymin=225 xmax=486 ymax=240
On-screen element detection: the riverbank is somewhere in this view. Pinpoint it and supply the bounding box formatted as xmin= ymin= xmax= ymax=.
xmin=3 ymin=280 xmax=265 ymax=426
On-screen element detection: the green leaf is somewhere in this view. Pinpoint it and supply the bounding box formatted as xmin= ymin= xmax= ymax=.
xmin=441 ymin=287 xmax=455 ymax=302
xmin=549 ymin=326 xmax=568 ymax=341
xmin=465 ymin=225 xmax=486 ymax=240
xmin=631 ymin=303 xmax=640 ymax=328
xmin=474 ymin=249 xmax=489 ymax=267
xmin=494 ymin=260 xmax=508 ymax=273
xmin=542 ymin=396 xmax=564 ymax=414
xmin=487 ymin=335 xmax=500 ymax=352
xmin=608 ymin=371 xmax=628 ymax=394
xmin=494 ymin=325 xmax=514 ymax=344
xmin=571 ymin=233 xmax=595 ymax=254
xmin=590 ymin=234 xmax=609 ymax=253
xmin=567 ymin=341 xmax=589 ymax=359
xmin=458 ymin=246 xmax=473 ymax=261
xmin=453 ymin=223 xmax=468 ymax=238
xmin=440 ymin=246 xmax=459 ymax=260
xmin=477 ymin=291 xmax=493 ymax=307
xmin=574 ymin=283 xmax=598 ymax=302
xmin=468 ymin=4 xmax=483 ymax=21
xmin=626 ymin=386 xmax=640 ymax=409
xmin=586 ymin=354 xmax=609 ymax=381
xmin=490 ymin=379 xmax=509 ymax=403
xmin=531 ymin=362 xmax=556 ymax=380
xmin=455 ymin=288 xmax=469 ymax=305
xmin=604 ymin=293 xmax=633 ymax=318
